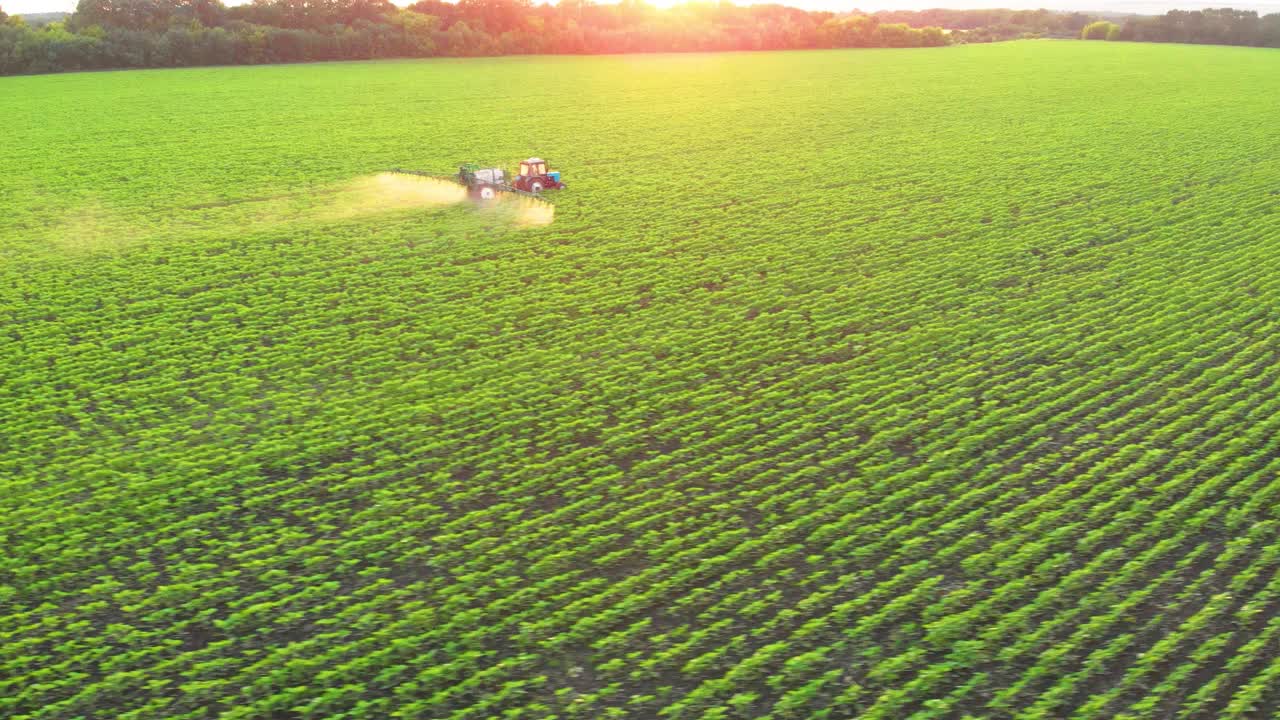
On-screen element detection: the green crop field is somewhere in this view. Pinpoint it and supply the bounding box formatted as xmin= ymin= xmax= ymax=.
xmin=4 ymin=40 xmax=1280 ymax=719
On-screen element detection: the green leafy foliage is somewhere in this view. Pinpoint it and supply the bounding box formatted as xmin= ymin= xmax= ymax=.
xmin=1081 ymin=21 xmax=1120 ymax=40
xmin=3 ymin=41 xmax=1280 ymax=718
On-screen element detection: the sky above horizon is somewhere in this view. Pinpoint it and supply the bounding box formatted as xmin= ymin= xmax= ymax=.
xmin=8 ymin=0 xmax=1280 ymax=21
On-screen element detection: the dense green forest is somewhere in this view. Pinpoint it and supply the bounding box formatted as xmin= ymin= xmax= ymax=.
xmin=1111 ymin=8 xmax=1280 ymax=45
xmin=5 ymin=1 xmax=1277 ymax=78
xmin=2 ymin=1 xmax=1280 ymax=77
xmin=0 ymin=1 xmax=1089 ymax=76
xmin=1 ymin=0 xmax=930 ymax=75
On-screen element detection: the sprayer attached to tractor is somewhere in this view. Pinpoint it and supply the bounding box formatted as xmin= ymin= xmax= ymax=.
xmin=391 ymin=157 xmax=566 ymax=202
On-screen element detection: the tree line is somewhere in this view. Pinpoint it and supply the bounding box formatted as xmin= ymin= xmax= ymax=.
xmin=3 ymin=1 xmax=1279 ymax=77
xmin=1082 ymin=8 xmax=1280 ymax=46
xmin=0 ymin=0 xmax=957 ymax=75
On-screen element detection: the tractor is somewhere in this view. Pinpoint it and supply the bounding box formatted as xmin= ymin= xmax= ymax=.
xmin=391 ymin=158 xmax=566 ymax=203
xmin=511 ymin=158 xmax=565 ymax=194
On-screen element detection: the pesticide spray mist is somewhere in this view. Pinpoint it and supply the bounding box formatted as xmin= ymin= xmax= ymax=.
xmin=496 ymin=193 xmax=557 ymax=228
xmin=47 ymin=172 xmax=554 ymax=254
xmin=332 ymin=172 xmax=555 ymax=227
xmin=326 ymin=173 xmax=469 ymax=218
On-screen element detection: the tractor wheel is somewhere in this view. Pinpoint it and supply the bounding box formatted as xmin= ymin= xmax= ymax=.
xmin=530 ymin=181 xmax=545 ymax=194
xmin=479 ymin=186 xmax=496 ymax=200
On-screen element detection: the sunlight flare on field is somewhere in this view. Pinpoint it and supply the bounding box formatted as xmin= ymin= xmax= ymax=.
xmin=49 ymin=200 xmax=136 ymax=255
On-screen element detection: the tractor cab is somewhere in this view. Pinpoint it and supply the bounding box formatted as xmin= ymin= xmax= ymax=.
xmin=519 ymin=159 xmax=546 ymax=179
xmin=514 ymin=157 xmax=564 ymax=194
